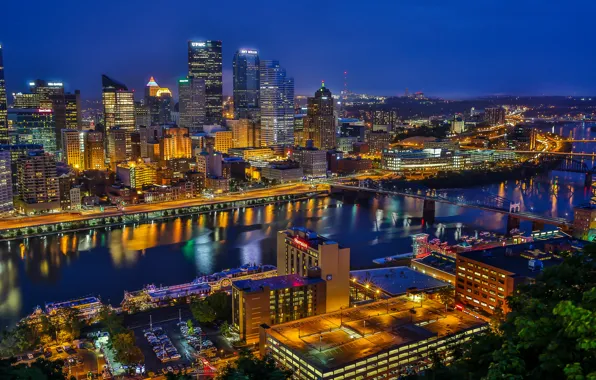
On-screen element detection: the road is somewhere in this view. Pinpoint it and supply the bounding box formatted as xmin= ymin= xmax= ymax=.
xmin=0 ymin=183 xmax=328 ymax=231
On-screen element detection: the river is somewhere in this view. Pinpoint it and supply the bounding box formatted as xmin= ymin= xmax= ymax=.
xmin=0 ymin=122 xmax=594 ymax=327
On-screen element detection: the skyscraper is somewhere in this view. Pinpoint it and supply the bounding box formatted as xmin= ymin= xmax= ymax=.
xmin=8 ymin=108 xmax=57 ymax=154
xmin=61 ymin=129 xmax=83 ymax=169
xmin=160 ymin=126 xmax=192 ymax=161
xmin=233 ymin=49 xmax=260 ymax=120
xmin=304 ymin=82 xmax=336 ymax=150
xmin=102 ymin=75 xmax=135 ymax=164
xmin=178 ymin=77 xmax=206 ymax=133
xmin=0 ymin=45 xmax=8 ymax=144
xmin=0 ymin=150 xmax=12 ymax=213
xmin=16 ymin=150 xmax=59 ymax=213
xmin=188 ymin=40 xmax=223 ymax=125
xmin=52 ymin=90 xmax=81 ymax=149
xmin=259 ymin=60 xmax=294 ymax=146
xmin=84 ymin=131 xmax=105 ymax=170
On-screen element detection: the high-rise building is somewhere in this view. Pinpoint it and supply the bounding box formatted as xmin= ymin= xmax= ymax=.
xmin=155 ymin=87 xmax=173 ymax=124
xmin=134 ymin=101 xmax=151 ymax=128
xmin=214 ymin=131 xmax=233 ymax=153
xmin=484 ymin=107 xmax=506 ymax=126
xmin=178 ymin=77 xmax=206 ymax=132
xmin=277 ymin=227 xmax=350 ymax=313
xmin=260 ymin=60 xmax=294 ymax=146
xmin=12 ymin=93 xmax=40 ymax=109
xmin=84 ymin=131 xmax=105 ymax=170
xmin=230 ymin=119 xmax=260 ymax=148
xmin=188 ymin=41 xmax=223 ymax=125
xmin=305 ymin=82 xmax=336 ymax=150
xmin=8 ymin=108 xmax=57 ymax=154
xmin=0 ymin=45 xmax=8 ymax=144
xmin=291 ymin=146 xmax=328 ymax=178
xmin=102 ymin=75 xmax=135 ymax=162
xmin=160 ymin=126 xmax=191 ymax=161
xmin=0 ymin=150 xmax=12 ymax=213
xmin=51 ymin=90 xmax=81 ymax=149
xmin=29 ymin=79 xmax=64 ymax=109
xmin=130 ymin=131 xmax=141 ymax=161
xmin=233 ymin=49 xmax=260 ymax=120
xmin=61 ymin=129 xmax=84 ymax=169
xmin=116 ymin=161 xmax=157 ymax=189
xmin=107 ymin=127 xmax=128 ymax=169
xmin=16 ymin=150 xmax=59 ymax=213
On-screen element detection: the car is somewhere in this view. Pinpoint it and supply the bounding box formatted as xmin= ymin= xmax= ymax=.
xmin=27 ymin=353 xmax=34 ymax=360
xmin=44 ymin=350 xmax=52 ymax=358
xmin=56 ymin=347 xmax=64 ymax=353
xmin=167 ymin=366 xmax=173 ymax=373
xmin=161 ymin=368 xmax=169 ymax=375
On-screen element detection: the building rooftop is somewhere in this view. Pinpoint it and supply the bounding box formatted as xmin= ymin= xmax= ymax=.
xmin=265 ymin=296 xmax=486 ymax=372
xmin=458 ymin=239 xmax=565 ymax=278
xmin=412 ymin=253 xmax=456 ymax=275
xmin=283 ymin=227 xmax=341 ymax=249
xmin=233 ymin=274 xmax=324 ymax=293
xmin=350 ymin=266 xmax=449 ymax=297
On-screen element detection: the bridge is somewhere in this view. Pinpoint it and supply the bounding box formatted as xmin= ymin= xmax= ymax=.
xmin=330 ymin=181 xmax=572 ymax=232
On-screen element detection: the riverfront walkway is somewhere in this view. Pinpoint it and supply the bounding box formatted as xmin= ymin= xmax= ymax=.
xmin=0 ymin=183 xmax=328 ymax=232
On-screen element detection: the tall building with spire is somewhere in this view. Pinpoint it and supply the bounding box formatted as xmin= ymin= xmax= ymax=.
xmin=233 ymin=49 xmax=260 ymax=120
xmin=102 ymin=75 xmax=135 ymax=165
xmin=0 ymin=45 xmax=9 ymax=144
xmin=188 ymin=40 xmax=223 ymax=125
xmin=305 ymin=82 xmax=336 ymax=150
xmin=259 ymin=60 xmax=294 ymax=146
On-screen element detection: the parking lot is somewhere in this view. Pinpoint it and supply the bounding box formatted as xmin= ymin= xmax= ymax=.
xmin=17 ymin=344 xmax=105 ymax=380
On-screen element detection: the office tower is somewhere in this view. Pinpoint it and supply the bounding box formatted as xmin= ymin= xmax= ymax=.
xmin=130 ymin=132 xmax=141 ymax=160
xmin=160 ymin=126 xmax=191 ymax=161
xmin=51 ymin=90 xmax=81 ymax=149
xmin=29 ymin=80 xmax=64 ymax=109
xmin=178 ymin=77 xmax=206 ymax=132
xmin=293 ymin=114 xmax=306 ymax=147
xmin=214 ymin=131 xmax=233 ymax=153
xmin=155 ymin=87 xmax=173 ymax=124
xmin=12 ymin=93 xmax=40 ymax=108
xmin=230 ymin=119 xmax=260 ymax=148
xmin=277 ymin=227 xmax=350 ymax=313
xmin=196 ymin=146 xmax=222 ymax=178
xmin=484 ymin=107 xmax=506 ymax=126
xmin=102 ymin=75 xmax=135 ymax=162
xmin=291 ymin=146 xmax=328 ymax=177
xmin=84 ymin=131 xmax=105 ymax=170
xmin=0 ymin=46 xmax=7 ymax=144
xmin=134 ymin=101 xmax=151 ymax=128
xmin=8 ymin=108 xmax=57 ymax=154
xmin=61 ymin=129 xmax=83 ymax=169
xmin=16 ymin=150 xmax=59 ymax=213
xmin=0 ymin=150 xmax=12 ymax=213
xmin=107 ymin=127 xmax=128 ymax=168
xmin=188 ymin=40 xmax=223 ymax=125
xmin=259 ymin=60 xmax=294 ymax=146
xmin=305 ymin=82 xmax=336 ymax=150
xmin=233 ymin=49 xmax=260 ymax=120
xmin=365 ymin=130 xmax=390 ymax=154
xmin=116 ymin=162 xmax=156 ymax=188
xmin=145 ymin=76 xmax=160 ymax=98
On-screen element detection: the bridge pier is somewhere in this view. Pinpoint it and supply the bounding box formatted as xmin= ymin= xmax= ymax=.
xmin=422 ymin=199 xmax=435 ymax=226
xmin=586 ymin=172 xmax=593 ymax=188
xmin=506 ymin=214 xmax=521 ymax=235
xmin=531 ymin=220 xmax=545 ymax=231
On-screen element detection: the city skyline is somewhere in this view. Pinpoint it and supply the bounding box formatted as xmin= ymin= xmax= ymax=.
xmin=1 ymin=1 xmax=596 ymax=100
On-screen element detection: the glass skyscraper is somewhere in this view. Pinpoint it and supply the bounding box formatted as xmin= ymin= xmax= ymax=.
xmin=102 ymin=75 xmax=135 ymax=165
xmin=8 ymin=108 xmax=57 ymax=155
xmin=188 ymin=40 xmax=223 ymax=125
xmin=233 ymin=49 xmax=260 ymax=120
xmin=0 ymin=45 xmax=8 ymax=144
xmin=178 ymin=77 xmax=206 ymax=133
xmin=259 ymin=60 xmax=294 ymax=146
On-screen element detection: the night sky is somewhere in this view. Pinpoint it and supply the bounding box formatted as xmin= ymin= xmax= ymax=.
xmin=1 ymin=0 xmax=594 ymax=100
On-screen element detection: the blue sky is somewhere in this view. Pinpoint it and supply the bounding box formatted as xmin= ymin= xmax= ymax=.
xmin=1 ymin=0 xmax=594 ymax=99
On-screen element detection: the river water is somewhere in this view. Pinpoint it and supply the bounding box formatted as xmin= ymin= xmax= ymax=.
xmin=0 ymin=122 xmax=594 ymax=327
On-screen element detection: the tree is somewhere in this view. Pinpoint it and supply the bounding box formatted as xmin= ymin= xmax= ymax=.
xmin=98 ymin=306 xmax=124 ymax=335
xmin=217 ymin=350 xmax=292 ymax=379
xmin=0 ymin=358 xmax=67 ymax=379
xmin=219 ymin=321 xmax=231 ymax=338
xmin=0 ymin=324 xmax=38 ymax=357
xmin=112 ymin=331 xmax=144 ymax=366
xmin=191 ymin=299 xmax=216 ymax=324
xmin=436 ymin=287 xmax=454 ymax=311
xmin=186 ymin=319 xmax=195 ymax=336
xmin=205 ymin=292 xmax=232 ymax=321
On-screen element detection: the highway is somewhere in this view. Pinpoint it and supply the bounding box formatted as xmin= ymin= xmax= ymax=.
xmin=0 ymin=183 xmax=329 ymax=231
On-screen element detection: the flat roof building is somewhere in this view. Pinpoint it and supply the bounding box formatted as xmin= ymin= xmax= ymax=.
xmin=260 ymin=296 xmax=487 ymax=380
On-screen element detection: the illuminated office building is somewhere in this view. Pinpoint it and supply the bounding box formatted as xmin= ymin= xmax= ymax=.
xmin=51 ymin=90 xmax=81 ymax=149
xmin=84 ymin=131 xmax=104 ymax=170
xmin=160 ymin=126 xmax=191 ymax=161
xmin=230 ymin=119 xmax=260 ymax=148
xmin=484 ymin=107 xmax=506 ymax=126
xmin=233 ymin=49 xmax=260 ymax=120
xmin=214 ymin=130 xmax=233 ymax=153
xmin=8 ymin=108 xmax=57 ymax=154
xmin=188 ymin=40 xmax=223 ymax=125
xmin=178 ymin=77 xmax=206 ymax=132
xmin=155 ymin=87 xmax=173 ymax=124
xmin=16 ymin=150 xmax=59 ymax=213
xmin=134 ymin=101 xmax=151 ymax=128
xmin=116 ymin=161 xmax=157 ymax=189
xmin=305 ymin=82 xmax=336 ymax=150
xmin=0 ymin=150 xmax=12 ymax=213
xmin=277 ymin=227 xmax=350 ymax=313
xmin=29 ymin=79 xmax=64 ymax=109
xmin=102 ymin=75 xmax=135 ymax=162
xmin=0 ymin=45 xmax=7 ymax=144
xmin=61 ymin=129 xmax=83 ymax=169
xmin=12 ymin=93 xmax=40 ymax=109
xmin=107 ymin=127 xmax=128 ymax=169
xmin=260 ymin=60 xmax=294 ymax=146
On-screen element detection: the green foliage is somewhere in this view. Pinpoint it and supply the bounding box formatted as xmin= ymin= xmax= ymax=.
xmin=191 ymin=299 xmax=216 ymax=324
xmin=191 ymin=293 xmax=232 ymax=324
xmin=98 ymin=306 xmax=124 ymax=335
xmin=217 ymin=350 xmax=292 ymax=379
xmin=220 ymin=321 xmax=231 ymax=338
xmin=0 ymin=324 xmax=38 ymax=357
xmin=436 ymin=287 xmax=454 ymax=311
xmin=112 ymin=330 xmax=144 ymax=366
